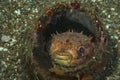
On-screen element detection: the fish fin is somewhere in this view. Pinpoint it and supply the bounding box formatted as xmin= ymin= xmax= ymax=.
xmin=49 ymin=68 xmax=65 ymax=75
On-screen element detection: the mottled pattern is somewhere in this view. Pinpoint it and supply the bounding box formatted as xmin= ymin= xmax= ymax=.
xmin=50 ymin=31 xmax=94 ymax=66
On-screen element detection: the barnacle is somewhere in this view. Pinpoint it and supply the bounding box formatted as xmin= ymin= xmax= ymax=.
xmin=29 ymin=1 xmax=118 ymax=80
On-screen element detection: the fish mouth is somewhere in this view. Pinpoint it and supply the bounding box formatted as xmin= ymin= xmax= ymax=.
xmin=51 ymin=51 xmax=86 ymax=66
xmin=51 ymin=52 xmax=73 ymax=66
xmin=51 ymin=52 xmax=87 ymax=67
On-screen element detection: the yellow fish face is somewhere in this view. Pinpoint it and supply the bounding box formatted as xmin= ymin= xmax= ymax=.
xmin=50 ymin=31 xmax=95 ymax=67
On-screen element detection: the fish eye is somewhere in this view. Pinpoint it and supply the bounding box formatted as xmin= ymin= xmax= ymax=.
xmin=77 ymin=47 xmax=85 ymax=56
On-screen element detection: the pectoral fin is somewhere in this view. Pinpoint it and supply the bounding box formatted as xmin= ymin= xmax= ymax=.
xmin=49 ymin=68 xmax=65 ymax=75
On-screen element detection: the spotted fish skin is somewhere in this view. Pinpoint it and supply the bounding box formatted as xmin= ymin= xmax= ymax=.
xmin=50 ymin=31 xmax=95 ymax=67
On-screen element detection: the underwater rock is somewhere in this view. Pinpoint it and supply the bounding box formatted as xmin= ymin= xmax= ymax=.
xmin=29 ymin=1 xmax=118 ymax=80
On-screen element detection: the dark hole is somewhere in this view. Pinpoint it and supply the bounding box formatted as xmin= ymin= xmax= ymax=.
xmin=41 ymin=9 xmax=96 ymax=43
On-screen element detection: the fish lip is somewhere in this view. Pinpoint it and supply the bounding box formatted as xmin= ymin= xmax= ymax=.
xmin=51 ymin=51 xmax=88 ymax=66
xmin=51 ymin=52 xmax=72 ymax=60
xmin=50 ymin=52 xmax=73 ymax=66
xmin=54 ymin=54 xmax=71 ymax=60
xmin=52 ymin=54 xmax=86 ymax=66
xmin=54 ymin=58 xmax=71 ymax=66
